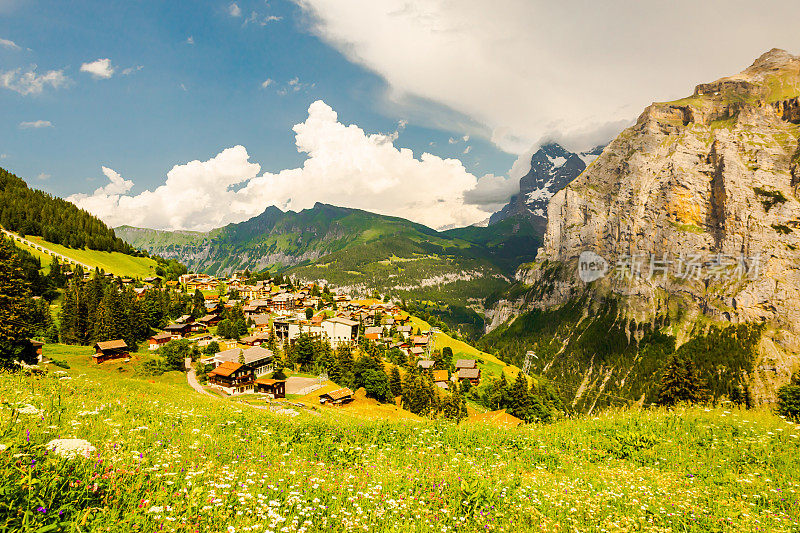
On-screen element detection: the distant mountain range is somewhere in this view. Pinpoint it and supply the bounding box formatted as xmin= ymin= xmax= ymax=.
xmin=489 ymin=143 xmax=604 ymax=230
xmin=117 ymin=202 xmax=542 ymax=300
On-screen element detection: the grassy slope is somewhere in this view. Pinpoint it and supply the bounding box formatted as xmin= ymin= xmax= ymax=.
xmin=2 ymin=344 xmax=799 ymax=532
xmin=410 ymin=315 xmax=522 ymax=381
xmin=11 ymin=233 xmax=158 ymax=278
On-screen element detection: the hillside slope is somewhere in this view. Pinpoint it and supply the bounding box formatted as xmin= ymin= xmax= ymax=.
xmin=482 ymin=48 xmax=800 ymax=409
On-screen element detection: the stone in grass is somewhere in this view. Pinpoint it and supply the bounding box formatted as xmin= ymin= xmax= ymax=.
xmin=47 ymin=438 xmax=96 ymax=459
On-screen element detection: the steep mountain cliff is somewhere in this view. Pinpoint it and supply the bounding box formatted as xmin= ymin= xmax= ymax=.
xmin=482 ymin=49 xmax=800 ymax=409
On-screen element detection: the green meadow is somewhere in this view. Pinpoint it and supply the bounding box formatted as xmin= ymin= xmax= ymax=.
xmin=1 ymin=344 xmax=799 ymax=532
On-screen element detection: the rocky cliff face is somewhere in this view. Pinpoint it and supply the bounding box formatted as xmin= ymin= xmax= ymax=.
xmin=498 ymin=49 xmax=800 ymax=404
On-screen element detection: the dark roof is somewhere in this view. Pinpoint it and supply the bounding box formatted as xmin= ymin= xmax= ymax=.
xmin=164 ymin=323 xmax=190 ymax=331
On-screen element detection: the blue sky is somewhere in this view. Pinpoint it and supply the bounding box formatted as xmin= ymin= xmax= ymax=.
xmin=3 ymin=1 xmax=799 ymax=230
xmin=1 ymin=0 xmax=512 ymax=203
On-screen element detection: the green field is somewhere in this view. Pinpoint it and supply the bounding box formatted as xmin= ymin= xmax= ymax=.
xmin=1 ymin=344 xmax=799 ymax=532
xmin=12 ymin=234 xmax=159 ymax=278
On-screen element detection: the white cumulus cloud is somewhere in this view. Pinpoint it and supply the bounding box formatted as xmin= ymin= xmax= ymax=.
xmin=0 ymin=66 xmax=69 ymax=95
xmin=69 ymin=100 xmax=504 ymax=231
xmin=80 ymin=58 xmax=115 ymax=79
xmin=228 ymin=2 xmax=241 ymax=17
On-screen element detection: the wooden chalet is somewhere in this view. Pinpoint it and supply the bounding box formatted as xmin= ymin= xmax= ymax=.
xmin=197 ymin=314 xmax=220 ymax=327
xmin=319 ymin=387 xmax=354 ymax=405
xmin=432 ymin=369 xmax=449 ymax=389
xmin=148 ymin=332 xmax=172 ymax=350
xmin=255 ymin=378 xmax=286 ymax=398
xmin=164 ymin=322 xmax=192 ymax=339
xmin=455 ymin=359 xmax=477 ymax=370
xmin=417 ymin=359 xmax=435 ymax=370
xmin=457 ymin=367 xmax=481 ymax=386
xmin=208 ymin=361 xmax=254 ymax=395
xmin=93 ymin=339 xmax=129 ymax=364
xmin=239 ymin=332 xmax=268 ymax=346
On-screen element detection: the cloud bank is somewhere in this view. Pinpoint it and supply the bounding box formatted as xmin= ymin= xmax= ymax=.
xmin=295 ymin=0 xmax=800 ymax=156
xmin=69 ymin=100 xmax=504 ymax=231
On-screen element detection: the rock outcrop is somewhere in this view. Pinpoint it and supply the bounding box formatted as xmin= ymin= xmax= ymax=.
xmin=504 ymin=49 xmax=800 ymax=403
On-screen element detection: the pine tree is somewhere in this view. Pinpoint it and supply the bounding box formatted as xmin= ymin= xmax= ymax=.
xmin=509 ymin=372 xmax=532 ymax=422
xmin=389 ymin=365 xmax=402 ymax=397
xmin=294 ymin=333 xmax=315 ymax=369
xmin=0 ymin=235 xmax=36 ymax=368
xmin=657 ymin=354 xmax=709 ymax=406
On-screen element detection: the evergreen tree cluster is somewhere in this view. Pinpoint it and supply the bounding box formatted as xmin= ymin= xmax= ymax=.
xmin=0 ymin=235 xmax=37 ymax=368
xmin=469 ymin=371 xmax=562 ymax=423
xmin=0 ymin=167 xmax=136 ymax=253
xmin=59 ymin=273 xmax=191 ymax=348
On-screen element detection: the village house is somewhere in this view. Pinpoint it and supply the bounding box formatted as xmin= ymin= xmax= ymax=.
xmin=148 ymin=332 xmax=172 ymax=351
xmin=207 ymin=361 xmax=254 ymax=395
xmin=457 ymin=367 xmax=481 ymax=386
xmin=239 ymin=332 xmax=269 ymax=346
xmin=432 ymin=369 xmax=449 ymax=389
xmin=397 ymin=325 xmax=413 ymax=338
xmin=254 ymin=378 xmax=286 ymax=398
xmin=212 ymin=346 xmax=275 ymax=378
xmin=321 ymin=317 xmax=359 ymax=347
xmin=363 ymin=325 xmax=383 ymax=341
xmin=417 ymin=359 xmax=434 ymax=370
xmin=164 ymin=322 xmax=193 ymax=339
xmin=196 ymin=314 xmax=220 ymax=328
xmin=92 ymin=339 xmax=129 ymax=364
xmin=251 ymin=314 xmax=271 ymax=333
xmin=455 ymin=359 xmax=477 ymax=371
xmin=319 ymin=387 xmax=354 ymax=405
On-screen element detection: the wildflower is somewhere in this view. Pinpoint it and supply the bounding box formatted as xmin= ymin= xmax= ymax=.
xmin=18 ymin=404 xmax=41 ymax=415
xmin=47 ymin=438 xmax=96 ymax=459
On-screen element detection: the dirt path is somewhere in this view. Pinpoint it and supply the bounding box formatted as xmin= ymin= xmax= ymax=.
xmin=187 ymin=369 xmax=214 ymax=397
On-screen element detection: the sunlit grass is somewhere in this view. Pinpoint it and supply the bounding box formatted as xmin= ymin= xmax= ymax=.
xmin=1 ymin=344 xmax=799 ymax=532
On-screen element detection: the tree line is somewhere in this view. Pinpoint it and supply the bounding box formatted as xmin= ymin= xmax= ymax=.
xmin=0 ymin=167 xmax=137 ymax=254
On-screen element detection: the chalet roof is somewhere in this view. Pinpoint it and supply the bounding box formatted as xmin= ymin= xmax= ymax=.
xmin=397 ymin=325 xmax=412 ymax=332
xmin=197 ymin=314 xmax=218 ymax=323
xmin=176 ymin=315 xmax=191 ymax=323
xmin=458 ymin=368 xmax=480 ymax=379
xmin=164 ymin=322 xmax=190 ymax=331
xmin=432 ymin=369 xmax=449 ymax=383
xmin=249 ymin=299 xmax=271 ymax=307
xmin=455 ymin=359 xmax=477 ymax=369
xmin=251 ymin=314 xmax=270 ymax=326
xmin=412 ymin=336 xmax=428 ymax=345
xmin=240 ymin=333 xmax=268 ymax=344
xmin=323 ymin=387 xmax=353 ymax=401
xmin=364 ymin=326 xmax=383 ymax=335
xmin=255 ymin=378 xmax=285 ymax=386
xmin=464 ymin=409 xmax=522 ymax=428
xmin=214 ymin=346 xmax=273 ymax=365
xmin=326 ymin=317 xmax=358 ymax=327
xmin=30 ymin=340 xmax=44 ymax=347
xmin=209 ymin=361 xmax=242 ymax=377
xmin=417 ymin=359 xmax=434 ymax=369
xmin=410 ymin=347 xmax=424 ymax=355
xmin=150 ymin=332 xmax=172 ymax=341
xmin=94 ymin=339 xmax=128 ymax=351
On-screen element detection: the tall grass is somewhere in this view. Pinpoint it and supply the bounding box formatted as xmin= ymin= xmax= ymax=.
xmin=1 ymin=345 xmax=798 ymax=532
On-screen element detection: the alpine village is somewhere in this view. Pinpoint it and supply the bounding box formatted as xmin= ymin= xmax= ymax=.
xmin=2 ymin=8 xmax=800 ymax=531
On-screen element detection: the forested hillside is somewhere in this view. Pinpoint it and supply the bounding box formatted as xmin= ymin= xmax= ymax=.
xmin=0 ymin=167 xmax=135 ymax=253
